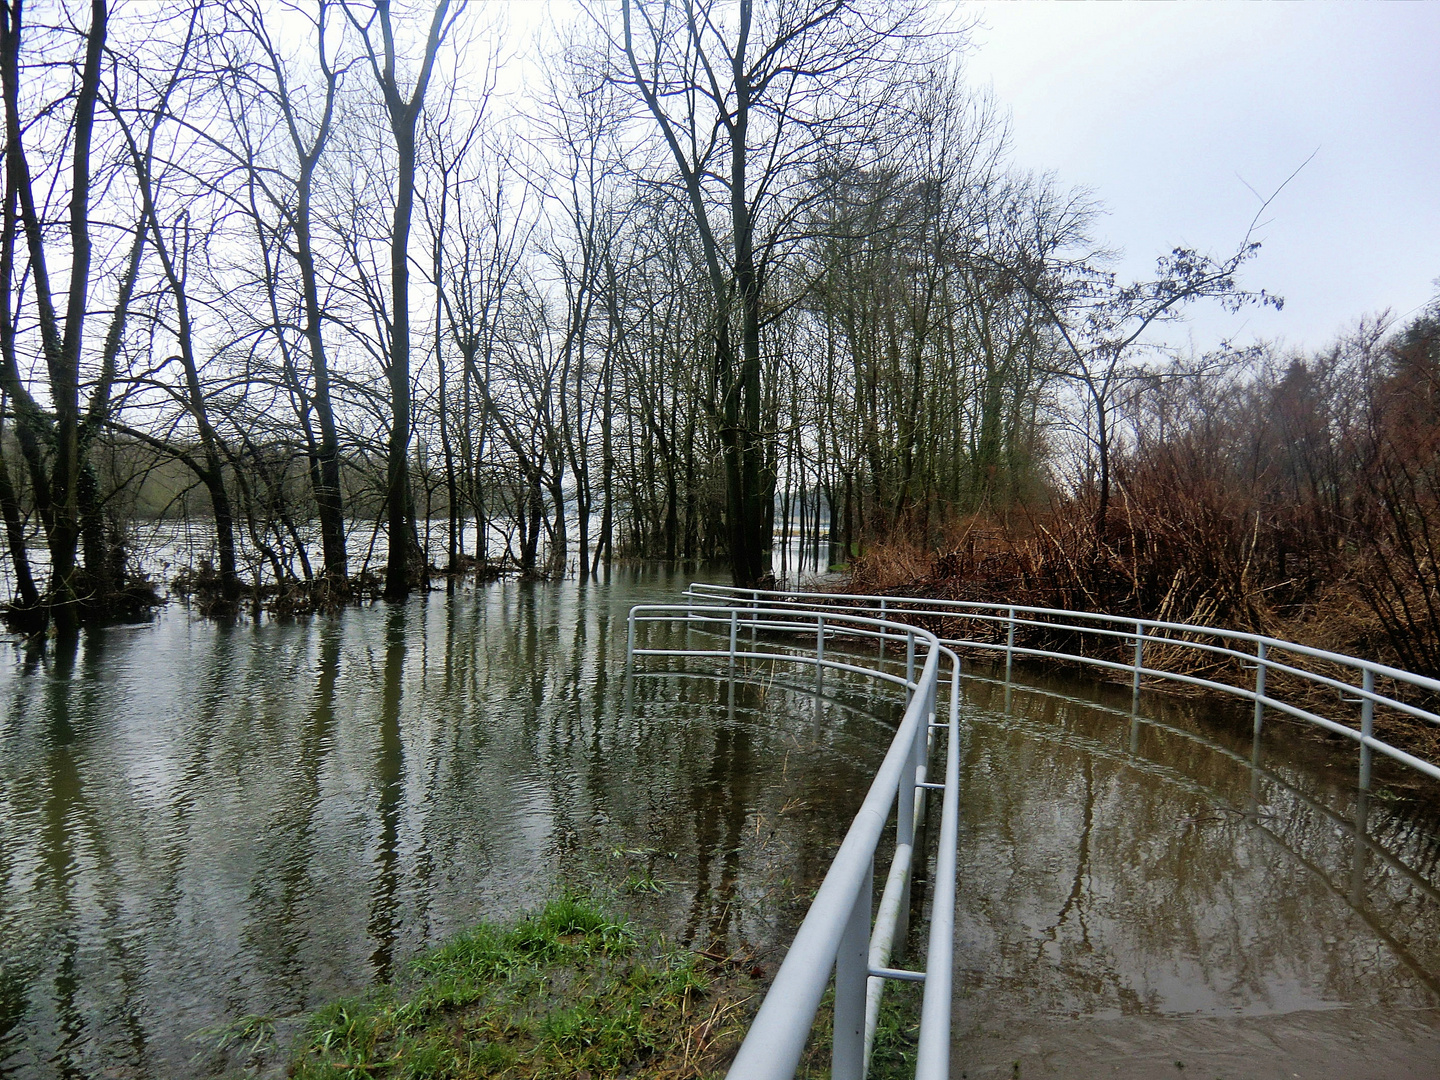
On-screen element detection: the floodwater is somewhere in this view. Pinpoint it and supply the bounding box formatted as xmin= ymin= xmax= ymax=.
xmin=951 ymin=670 xmax=1440 ymax=1078
xmin=0 ymin=569 xmax=1438 ymax=1079
xmin=0 ymin=566 xmax=899 ymax=1078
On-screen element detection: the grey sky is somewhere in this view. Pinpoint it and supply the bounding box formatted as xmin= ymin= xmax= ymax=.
xmin=960 ymin=0 xmax=1440 ymax=352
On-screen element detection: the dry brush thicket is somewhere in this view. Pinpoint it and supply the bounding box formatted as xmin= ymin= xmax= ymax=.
xmin=850 ymin=314 xmax=1440 ymax=761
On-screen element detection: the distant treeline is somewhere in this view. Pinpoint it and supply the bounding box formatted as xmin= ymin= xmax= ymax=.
xmin=0 ymin=0 xmax=1391 ymax=636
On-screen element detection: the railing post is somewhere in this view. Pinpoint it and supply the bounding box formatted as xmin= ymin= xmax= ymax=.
xmin=898 ymin=680 xmax=921 ymax=861
xmin=729 ymin=609 xmax=738 ymax=671
xmin=1005 ymin=606 xmax=1016 ymax=682
xmin=832 ymin=857 xmax=872 ymax=1080
xmin=751 ymin=590 xmax=759 ymax=643
xmin=817 ymin=615 xmax=826 ymax=690
xmin=906 ymin=631 xmax=916 ymax=705
xmin=878 ymin=599 xmax=887 ymax=659
xmin=1360 ymin=668 xmax=1375 ymax=791
xmin=626 ymin=609 xmax=636 ymax=670
xmin=1253 ymin=640 xmax=1267 ymax=738
xmin=927 ymin=657 xmax=938 ymax=730
xmin=1132 ymin=620 xmax=1144 ymax=712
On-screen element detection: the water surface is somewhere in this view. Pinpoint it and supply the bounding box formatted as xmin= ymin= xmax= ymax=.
xmin=0 ymin=568 xmax=899 ymax=1078
xmin=2 ymin=574 xmax=1439 ymax=1078
xmin=950 ymin=668 xmax=1440 ymax=1078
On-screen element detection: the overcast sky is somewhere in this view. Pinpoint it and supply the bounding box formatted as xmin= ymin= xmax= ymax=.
xmin=957 ymin=1 xmax=1440 ymax=353
xmin=519 ymin=2 xmax=1438 ymax=354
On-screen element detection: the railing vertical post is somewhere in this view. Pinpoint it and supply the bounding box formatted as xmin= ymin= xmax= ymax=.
xmin=1132 ymin=620 xmax=1144 ymax=712
xmin=751 ymin=590 xmax=759 ymax=643
xmin=832 ymin=858 xmax=872 ymax=1080
xmin=817 ymin=615 xmax=826 ymax=690
xmin=927 ymin=656 xmax=938 ymax=729
xmin=878 ymin=599 xmax=887 ymax=659
xmin=1005 ymin=606 xmax=1016 ymax=682
xmin=1253 ymin=640 xmax=1267 ymax=738
xmin=729 ymin=609 xmax=738 ymax=671
xmin=1360 ymin=668 xmax=1375 ymax=791
xmin=906 ymin=632 xmax=916 ymax=705
xmin=897 ymin=664 xmax=920 ymax=844
xmin=626 ymin=609 xmax=636 ymax=670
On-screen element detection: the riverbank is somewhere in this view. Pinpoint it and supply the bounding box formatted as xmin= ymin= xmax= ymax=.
xmin=198 ymin=895 xmax=920 ymax=1079
xmin=284 ymin=896 xmax=753 ymax=1079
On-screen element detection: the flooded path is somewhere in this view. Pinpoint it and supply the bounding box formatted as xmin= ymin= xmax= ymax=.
xmin=0 ymin=572 xmax=1438 ymax=1078
xmin=951 ymin=670 xmax=1440 ymax=1078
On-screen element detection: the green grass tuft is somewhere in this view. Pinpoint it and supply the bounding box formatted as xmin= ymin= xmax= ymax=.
xmin=290 ymin=895 xmax=755 ymax=1080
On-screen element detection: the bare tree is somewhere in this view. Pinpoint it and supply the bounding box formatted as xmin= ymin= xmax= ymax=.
xmin=243 ymin=0 xmax=351 ymax=587
xmin=345 ymin=0 xmax=456 ymax=601
xmin=594 ymin=0 xmax=929 ymax=585
xmin=99 ymin=2 xmax=268 ymax=612
xmin=0 ymin=0 xmax=148 ymax=631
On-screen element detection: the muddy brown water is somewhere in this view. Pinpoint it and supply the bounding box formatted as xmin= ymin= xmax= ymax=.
xmin=0 ymin=569 xmax=1438 ymax=1078
xmin=951 ymin=670 xmax=1440 ymax=1078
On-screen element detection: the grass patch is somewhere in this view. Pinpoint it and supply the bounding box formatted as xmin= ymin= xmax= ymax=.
xmin=289 ymin=895 xmax=756 ymax=1080
xmin=793 ymin=981 xmax=924 ymax=1080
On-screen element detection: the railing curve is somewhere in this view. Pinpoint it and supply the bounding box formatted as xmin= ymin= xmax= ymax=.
xmin=686 ymin=583 xmax=1440 ymax=789
xmin=625 ymin=603 xmax=962 ymax=1080
xmin=648 ymin=583 xmax=1440 ymax=1079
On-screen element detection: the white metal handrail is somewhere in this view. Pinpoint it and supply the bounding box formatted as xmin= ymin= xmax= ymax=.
xmin=625 ymin=603 xmax=961 ymax=1080
xmin=687 ymin=582 xmax=1440 ymax=789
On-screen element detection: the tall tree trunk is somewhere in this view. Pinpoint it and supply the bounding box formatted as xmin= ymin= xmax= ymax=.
xmin=0 ymin=416 xmax=37 ymax=610
xmin=383 ymin=113 xmax=418 ymax=600
xmin=354 ymin=0 xmax=452 ymax=601
xmin=0 ymin=0 xmax=108 ymax=632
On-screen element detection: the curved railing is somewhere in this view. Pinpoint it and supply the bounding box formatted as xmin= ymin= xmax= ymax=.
xmin=687 ymin=583 xmax=1440 ymax=789
xmin=642 ymin=584 xmax=1440 ymax=1079
xmin=625 ymin=603 xmax=962 ymax=1080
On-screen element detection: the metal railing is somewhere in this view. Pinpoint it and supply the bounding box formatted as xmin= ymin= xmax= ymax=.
xmin=687 ymin=582 xmax=1440 ymax=789
xmin=634 ymin=585 xmax=1440 ymax=1080
xmin=624 ymin=603 xmax=962 ymax=1080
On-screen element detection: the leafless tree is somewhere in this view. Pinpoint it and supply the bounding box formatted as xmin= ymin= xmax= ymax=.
xmin=591 ymin=0 xmax=932 ymax=585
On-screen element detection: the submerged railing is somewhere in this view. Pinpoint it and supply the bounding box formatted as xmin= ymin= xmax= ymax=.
xmin=687 ymin=583 xmax=1440 ymax=790
xmin=625 ymin=603 xmax=961 ymax=1080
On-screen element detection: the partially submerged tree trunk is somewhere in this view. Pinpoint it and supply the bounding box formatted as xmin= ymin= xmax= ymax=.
xmin=348 ymin=0 xmax=453 ymax=602
xmin=0 ymin=0 xmax=148 ymax=631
